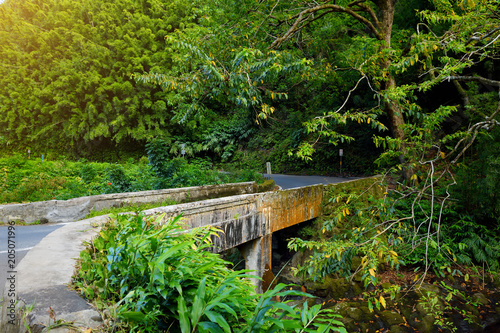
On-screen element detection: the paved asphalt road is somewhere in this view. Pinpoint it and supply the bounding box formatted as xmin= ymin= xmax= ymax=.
xmin=0 ymin=223 xmax=65 ymax=298
xmin=265 ymin=173 xmax=355 ymax=189
xmin=0 ymin=174 xmax=355 ymax=297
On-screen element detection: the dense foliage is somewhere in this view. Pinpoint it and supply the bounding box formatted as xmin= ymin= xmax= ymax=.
xmin=74 ymin=213 xmax=347 ymax=332
xmin=0 ymin=0 xmax=199 ymax=153
xmin=0 ymin=154 xmax=263 ymax=204
xmin=2 ymin=0 xmax=500 ymax=330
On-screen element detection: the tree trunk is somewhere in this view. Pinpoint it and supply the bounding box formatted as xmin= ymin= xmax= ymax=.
xmin=378 ymin=0 xmax=406 ymax=142
xmin=378 ymin=0 xmax=412 ymax=179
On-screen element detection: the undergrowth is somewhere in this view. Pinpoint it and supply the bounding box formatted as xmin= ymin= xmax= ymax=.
xmin=73 ymin=213 xmax=347 ymax=332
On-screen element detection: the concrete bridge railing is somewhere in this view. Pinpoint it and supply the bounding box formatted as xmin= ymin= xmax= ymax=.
xmin=0 ymin=182 xmax=259 ymax=224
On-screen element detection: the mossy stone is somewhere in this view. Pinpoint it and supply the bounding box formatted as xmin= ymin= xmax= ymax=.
xmin=416 ymin=298 xmax=444 ymax=316
xmin=352 ymin=281 xmax=363 ymax=296
xmin=305 ymin=276 xmax=351 ymax=299
xmin=471 ymin=292 xmax=489 ymax=305
xmin=400 ymin=307 xmax=413 ymax=322
xmin=332 ymin=302 xmax=350 ymax=316
xmin=350 ymin=256 xmax=362 ymax=271
xmin=346 ymin=307 xmax=364 ymax=321
xmin=464 ymin=303 xmax=480 ymax=317
xmin=359 ymin=305 xmax=371 ymax=315
xmin=493 ymin=276 xmax=500 ymax=288
xmin=359 ymin=322 xmax=372 ymax=332
xmin=380 ymin=310 xmax=405 ymax=326
xmin=339 ymin=317 xmax=356 ymax=332
xmin=414 ymin=314 xmax=435 ymax=333
xmin=389 ymin=324 xmax=409 ymax=333
xmin=418 ymin=283 xmax=441 ymax=296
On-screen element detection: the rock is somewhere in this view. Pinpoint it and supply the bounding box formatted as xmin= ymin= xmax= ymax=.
xmin=345 ymin=307 xmax=364 ymax=321
xmin=390 ymin=324 xmax=409 ymax=333
xmin=414 ymin=314 xmax=435 ymax=333
xmin=418 ymin=283 xmax=441 ymax=295
xmin=332 ymin=302 xmax=350 ymax=315
xmin=304 ymin=276 xmax=351 ymax=299
xmin=484 ymin=319 xmax=500 ymax=333
xmin=471 ymin=292 xmax=489 ymax=305
xmin=351 ymin=282 xmax=363 ymax=295
xmin=350 ymin=256 xmax=362 ymax=271
xmin=379 ymin=310 xmax=405 ymax=326
xmin=493 ymin=276 xmax=500 ymax=289
xmin=291 ymin=249 xmax=313 ymax=268
xmin=339 ymin=317 xmax=356 ymax=332
xmin=91 ymin=315 xmax=103 ymax=322
xmin=359 ymin=305 xmax=372 ymax=315
xmin=464 ymin=303 xmax=480 ymax=317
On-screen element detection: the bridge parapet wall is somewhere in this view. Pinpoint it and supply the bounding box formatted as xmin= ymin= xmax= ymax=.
xmin=143 ymin=193 xmax=264 ymax=252
xmin=260 ymin=185 xmax=324 ymax=233
xmin=0 ymin=182 xmax=256 ymax=224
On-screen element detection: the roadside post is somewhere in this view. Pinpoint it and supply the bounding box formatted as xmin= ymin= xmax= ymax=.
xmin=266 ymin=162 xmax=272 ymax=175
xmin=180 ymin=143 xmax=186 ymax=158
xmin=339 ymin=149 xmax=343 ymax=177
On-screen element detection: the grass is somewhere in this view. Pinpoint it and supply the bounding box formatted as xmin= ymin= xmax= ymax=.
xmin=0 ymin=220 xmax=42 ymax=226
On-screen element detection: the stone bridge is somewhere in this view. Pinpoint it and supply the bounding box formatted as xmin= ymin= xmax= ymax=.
xmin=1 ymin=177 xmax=381 ymax=332
xmin=148 ymin=185 xmax=323 ymax=292
xmin=145 ymin=177 xmax=380 ymax=292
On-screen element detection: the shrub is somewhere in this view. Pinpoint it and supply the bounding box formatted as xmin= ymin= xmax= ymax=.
xmin=74 ymin=213 xmax=346 ymax=332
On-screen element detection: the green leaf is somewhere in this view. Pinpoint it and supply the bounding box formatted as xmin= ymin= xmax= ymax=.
xmin=178 ymin=295 xmax=191 ymax=333
xmin=204 ymin=310 xmax=231 ymax=333
xmin=119 ymin=311 xmax=145 ymax=322
xmin=191 ymin=277 xmax=207 ymax=327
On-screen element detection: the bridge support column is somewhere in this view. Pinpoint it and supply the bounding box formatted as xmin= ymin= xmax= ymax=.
xmin=238 ymin=234 xmax=273 ymax=293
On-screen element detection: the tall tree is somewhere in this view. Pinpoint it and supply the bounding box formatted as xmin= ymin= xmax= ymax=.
xmin=269 ymin=0 xmax=406 ymax=141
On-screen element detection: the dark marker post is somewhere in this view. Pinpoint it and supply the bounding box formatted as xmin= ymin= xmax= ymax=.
xmin=339 ymin=149 xmax=343 ymax=177
xmin=180 ymin=143 xmax=186 ymax=158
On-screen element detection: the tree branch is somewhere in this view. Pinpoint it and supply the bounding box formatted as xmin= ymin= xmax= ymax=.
xmin=270 ymin=3 xmax=382 ymax=49
xmin=443 ymin=75 xmax=500 ymax=87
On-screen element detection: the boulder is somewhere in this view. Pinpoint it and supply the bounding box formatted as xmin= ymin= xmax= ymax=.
xmin=379 ymin=310 xmax=405 ymax=326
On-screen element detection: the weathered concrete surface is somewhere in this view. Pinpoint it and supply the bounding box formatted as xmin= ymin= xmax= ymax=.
xmin=262 ymin=185 xmax=323 ymax=233
xmin=239 ymin=234 xmax=273 ymax=293
xmin=0 ymin=182 xmax=256 ymax=224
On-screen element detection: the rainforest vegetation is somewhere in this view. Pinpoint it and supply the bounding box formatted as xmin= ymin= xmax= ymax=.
xmin=1 ymin=0 xmax=500 ymax=331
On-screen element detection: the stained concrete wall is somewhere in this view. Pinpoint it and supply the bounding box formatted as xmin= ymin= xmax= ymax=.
xmin=138 ymin=184 xmax=326 ymax=293
xmin=0 ymin=182 xmax=256 ymax=224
